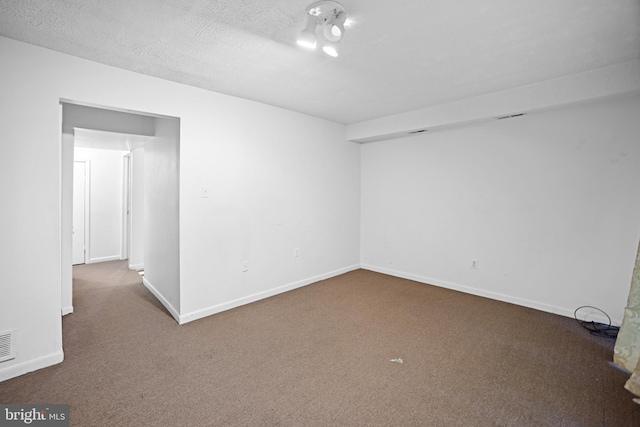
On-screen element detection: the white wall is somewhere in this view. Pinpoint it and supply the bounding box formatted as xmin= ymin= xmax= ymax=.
xmin=178 ymin=101 xmax=361 ymax=323
xmin=361 ymin=93 xmax=640 ymax=324
xmin=0 ymin=42 xmax=64 ymax=381
xmin=0 ymin=36 xmax=360 ymax=381
xmin=129 ymin=147 xmax=145 ymax=270
xmin=74 ymin=147 xmax=128 ymax=263
xmin=143 ymin=118 xmax=180 ymax=317
xmin=61 ymin=131 xmax=74 ymax=315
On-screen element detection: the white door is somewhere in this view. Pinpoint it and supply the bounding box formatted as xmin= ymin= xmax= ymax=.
xmin=72 ymin=161 xmax=86 ymax=265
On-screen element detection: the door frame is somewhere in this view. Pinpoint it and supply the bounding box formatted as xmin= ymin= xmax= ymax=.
xmin=73 ymin=159 xmax=91 ymax=265
xmin=121 ymin=153 xmax=131 ymax=260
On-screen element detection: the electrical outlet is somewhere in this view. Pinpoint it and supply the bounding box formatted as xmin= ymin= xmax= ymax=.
xmin=471 ymin=259 xmax=479 ymax=269
xmin=294 ymin=248 xmax=300 ymax=258
xmin=241 ymin=261 xmax=248 ymax=272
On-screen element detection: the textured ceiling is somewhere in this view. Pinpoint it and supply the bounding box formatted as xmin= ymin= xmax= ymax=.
xmin=1 ymin=0 xmax=639 ymax=124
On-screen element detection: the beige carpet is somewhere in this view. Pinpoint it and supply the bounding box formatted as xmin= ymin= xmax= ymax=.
xmin=1 ymin=260 xmax=638 ymax=426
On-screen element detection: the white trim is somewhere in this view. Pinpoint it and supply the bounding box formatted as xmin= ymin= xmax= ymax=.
xmin=128 ymin=263 xmax=144 ymax=271
xmin=359 ymin=264 xmax=623 ymax=326
xmin=0 ymin=351 xmax=64 ymax=383
xmin=87 ymin=255 xmax=121 ymax=264
xmin=143 ymin=278 xmax=180 ymax=323
xmin=61 ymin=306 xmax=74 ymax=316
xmin=178 ymin=264 xmax=360 ymax=325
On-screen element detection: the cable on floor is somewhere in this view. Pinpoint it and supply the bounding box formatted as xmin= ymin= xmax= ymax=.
xmin=574 ymin=306 xmax=620 ymax=339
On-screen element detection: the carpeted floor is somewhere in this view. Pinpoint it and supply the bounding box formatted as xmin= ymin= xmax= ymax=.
xmin=1 ymin=260 xmax=639 ymax=426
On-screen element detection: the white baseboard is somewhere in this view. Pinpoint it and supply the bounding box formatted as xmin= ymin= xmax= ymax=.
xmin=179 ymin=264 xmax=361 ymax=325
xmin=128 ymin=263 xmax=144 ymax=271
xmin=142 ymin=278 xmax=180 ymax=324
xmin=359 ymin=264 xmax=621 ymax=326
xmin=87 ymin=255 xmax=121 ymax=264
xmin=0 ymin=351 xmax=64 ymax=383
xmin=61 ymin=306 xmax=74 ymax=316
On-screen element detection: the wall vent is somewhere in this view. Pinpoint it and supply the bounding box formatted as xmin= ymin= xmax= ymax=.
xmin=496 ymin=113 xmax=526 ymax=120
xmin=0 ymin=330 xmax=17 ymax=363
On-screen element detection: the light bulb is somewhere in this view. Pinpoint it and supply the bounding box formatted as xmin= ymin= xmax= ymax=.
xmin=322 ymin=44 xmax=338 ymax=57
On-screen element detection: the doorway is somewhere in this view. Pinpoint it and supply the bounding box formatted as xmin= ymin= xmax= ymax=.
xmin=60 ymin=100 xmax=181 ymax=322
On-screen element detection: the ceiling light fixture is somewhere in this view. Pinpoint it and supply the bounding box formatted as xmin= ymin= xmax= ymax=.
xmin=297 ymin=14 xmax=318 ymax=50
xmin=323 ymin=11 xmax=346 ymax=42
xmin=297 ymin=1 xmax=347 ymax=57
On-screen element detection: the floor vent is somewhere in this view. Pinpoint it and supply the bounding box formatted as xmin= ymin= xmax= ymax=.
xmin=0 ymin=330 xmax=17 ymax=363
